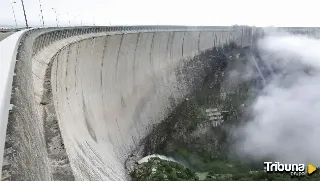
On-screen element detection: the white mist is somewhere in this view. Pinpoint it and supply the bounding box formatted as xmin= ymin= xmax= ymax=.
xmin=231 ymin=32 xmax=320 ymax=166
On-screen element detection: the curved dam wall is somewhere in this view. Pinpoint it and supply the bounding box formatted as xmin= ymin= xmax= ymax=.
xmin=1 ymin=26 xmax=261 ymax=181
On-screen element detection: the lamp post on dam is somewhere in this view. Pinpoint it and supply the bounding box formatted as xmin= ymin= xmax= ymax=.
xmin=20 ymin=0 xmax=28 ymax=28
xmin=10 ymin=1 xmax=17 ymax=28
xmin=38 ymin=0 xmax=45 ymax=27
xmin=52 ymin=8 xmax=59 ymax=27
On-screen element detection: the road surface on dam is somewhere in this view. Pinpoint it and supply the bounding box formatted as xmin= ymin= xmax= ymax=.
xmin=0 ymin=25 xmax=272 ymax=180
xmin=0 ymin=32 xmax=14 ymax=42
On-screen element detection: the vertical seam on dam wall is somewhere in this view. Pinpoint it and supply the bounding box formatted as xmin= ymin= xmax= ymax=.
xmin=214 ymin=33 xmax=217 ymax=47
xmin=66 ymin=45 xmax=71 ymax=77
xmin=55 ymin=53 xmax=59 ymax=93
xmin=150 ymin=33 xmax=156 ymax=65
xmin=132 ymin=32 xmax=141 ymax=86
xmin=198 ymin=32 xmax=201 ymax=53
xmin=115 ymin=34 xmax=124 ymax=82
xmin=149 ymin=32 xmax=160 ymax=109
xmin=182 ymin=32 xmax=185 ymax=57
xmin=170 ymin=32 xmax=176 ymax=61
xmin=166 ymin=32 xmax=172 ymax=55
xmin=100 ymin=37 xmax=108 ymax=89
xmin=66 ymin=45 xmax=73 ymax=116
xmin=75 ymin=43 xmax=80 ymax=89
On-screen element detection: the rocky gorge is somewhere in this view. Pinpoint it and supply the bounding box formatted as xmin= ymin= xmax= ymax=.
xmin=126 ymin=42 xmax=262 ymax=179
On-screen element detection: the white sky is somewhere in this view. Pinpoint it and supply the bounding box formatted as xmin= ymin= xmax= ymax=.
xmin=0 ymin=0 xmax=319 ymax=27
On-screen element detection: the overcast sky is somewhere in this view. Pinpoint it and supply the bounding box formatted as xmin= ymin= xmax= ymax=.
xmin=0 ymin=0 xmax=319 ymax=27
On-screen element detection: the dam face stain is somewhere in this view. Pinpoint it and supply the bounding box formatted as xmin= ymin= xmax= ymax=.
xmin=82 ymin=94 xmax=98 ymax=142
xmin=121 ymin=96 xmax=126 ymax=109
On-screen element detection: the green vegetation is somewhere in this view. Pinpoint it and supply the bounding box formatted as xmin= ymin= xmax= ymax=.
xmin=163 ymin=141 xmax=251 ymax=174
xmin=131 ymin=157 xmax=199 ymax=181
xmin=131 ymin=158 xmax=320 ymax=181
xmin=203 ymin=168 xmax=320 ymax=181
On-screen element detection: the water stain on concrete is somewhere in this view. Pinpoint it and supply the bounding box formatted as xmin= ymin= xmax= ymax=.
xmin=82 ymin=93 xmax=98 ymax=142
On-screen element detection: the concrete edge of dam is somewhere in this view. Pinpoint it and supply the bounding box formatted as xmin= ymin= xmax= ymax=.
xmin=0 ymin=29 xmax=28 ymax=177
xmin=0 ymin=26 xmax=263 ymax=181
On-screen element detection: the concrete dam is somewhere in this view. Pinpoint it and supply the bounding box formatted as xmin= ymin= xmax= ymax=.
xmin=0 ymin=26 xmax=282 ymax=181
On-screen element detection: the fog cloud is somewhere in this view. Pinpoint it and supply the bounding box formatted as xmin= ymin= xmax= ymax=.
xmin=231 ymin=32 xmax=320 ymax=166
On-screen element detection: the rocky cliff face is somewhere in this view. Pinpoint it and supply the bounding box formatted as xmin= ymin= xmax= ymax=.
xmin=132 ymin=44 xmax=260 ymax=174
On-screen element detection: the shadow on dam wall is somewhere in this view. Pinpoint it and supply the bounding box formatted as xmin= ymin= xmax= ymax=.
xmin=1 ymin=26 xmax=261 ymax=181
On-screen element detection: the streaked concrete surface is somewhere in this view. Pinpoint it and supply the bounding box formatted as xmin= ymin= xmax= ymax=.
xmin=0 ymin=30 xmax=27 ymax=179
xmin=1 ymin=26 xmax=261 ymax=181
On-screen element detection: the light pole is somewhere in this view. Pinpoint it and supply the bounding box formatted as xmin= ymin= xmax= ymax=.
xmin=38 ymin=0 xmax=44 ymax=27
xmin=10 ymin=1 xmax=17 ymax=28
xmin=20 ymin=0 xmax=28 ymax=28
xmin=52 ymin=8 xmax=59 ymax=27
